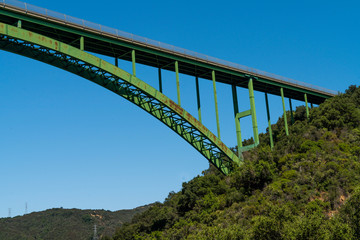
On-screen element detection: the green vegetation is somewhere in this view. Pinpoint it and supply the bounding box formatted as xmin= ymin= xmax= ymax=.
xmin=0 ymin=205 xmax=151 ymax=240
xmin=113 ymin=85 xmax=360 ymax=239
xmin=2 ymin=86 xmax=359 ymax=239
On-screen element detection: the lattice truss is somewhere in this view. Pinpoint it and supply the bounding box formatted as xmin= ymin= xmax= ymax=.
xmin=0 ymin=34 xmax=236 ymax=175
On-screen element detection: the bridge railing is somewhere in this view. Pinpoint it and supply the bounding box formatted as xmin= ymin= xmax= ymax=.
xmin=0 ymin=0 xmax=337 ymax=95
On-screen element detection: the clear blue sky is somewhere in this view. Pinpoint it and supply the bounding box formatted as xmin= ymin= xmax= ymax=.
xmin=0 ymin=0 xmax=359 ymax=218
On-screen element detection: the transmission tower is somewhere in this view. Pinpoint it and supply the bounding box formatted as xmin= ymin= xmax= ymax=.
xmin=8 ymin=208 xmax=11 ymax=218
xmin=25 ymin=202 xmax=28 ymax=215
xmin=93 ymin=224 xmax=99 ymax=240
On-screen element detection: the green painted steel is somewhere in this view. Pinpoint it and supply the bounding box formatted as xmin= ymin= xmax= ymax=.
xmin=175 ymin=61 xmax=181 ymax=106
xmin=132 ymin=50 xmax=136 ymax=77
xmin=0 ymin=22 xmax=240 ymax=175
xmin=231 ymin=85 xmax=242 ymax=154
xmin=232 ymin=80 xmax=260 ymax=154
xmin=237 ymin=110 xmax=252 ymax=119
xmin=115 ymin=57 xmax=118 ymax=67
xmin=235 ymin=108 xmax=258 ymax=153
xmin=248 ymin=78 xmax=259 ymax=144
xmin=231 ymin=85 xmax=239 ymax=117
xmin=238 ymin=143 xmax=258 ymax=152
xmin=256 ymin=78 xmax=330 ymax=100
xmin=305 ymin=93 xmax=309 ymax=119
xmin=158 ymin=68 xmax=163 ymax=93
xmin=289 ymin=98 xmax=294 ymax=125
xmin=0 ymin=8 xmax=335 ymax=105
xmin=80 ymin=36 xmax=84 ymax=51
xmin=195 ymin=76 xmax=202 ymax=123
xmin=235 ymin=117 xmax=242 ymax=149
xmin=280 ymin=88 xmax=289 ymax=136
xmin=265 ymin=93 xmax=274 ymax=149
xmin=212 ymin=70 xmax=221 ymax=139
xmin=0 ymin=3 xmax=337 ymax=175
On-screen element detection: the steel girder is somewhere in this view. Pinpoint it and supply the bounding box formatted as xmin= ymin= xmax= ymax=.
xmin=0 ymin=22 xmax=240 ymax=175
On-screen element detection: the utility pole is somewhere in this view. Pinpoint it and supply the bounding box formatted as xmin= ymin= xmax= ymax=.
xmin=93 ymin=224 xmax=99 ymax=240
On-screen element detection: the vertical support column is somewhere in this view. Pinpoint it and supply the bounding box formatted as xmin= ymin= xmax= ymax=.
xmin=248 ymin=78 xmax=259 ymax=144
xmin=280 ymin=88 xmax=289 ymax=136
xmin=232 ymin=85 xmax=242 ymax=153
xmin=115 ymin=57 xmax=118 ymax=67
xmin=131 ymin=50 xmax=136 ymax=77
xmin=158 ymin=68 xmax=163 ymax=93
xmin=311 ymin=103 xmax=314 ymax=108
xmin=304 ymin=93 xmax=309 ymax=119
xmin=175 ymin=61 xmax=181 ymax=106
xmin=17 ymin=20 xmax=22 ymax=28
xmin=195 ymin=76 xmax=202 ymax=123
xmin=80 ymin=36 xmax=84 ymax=51
xmin=289 ymin=98 xmax=295 ymax=125
xmin=265 ymin=93 xmax=274 ymax=149
xmin=212 ymin=70 xmax=221 ymax=139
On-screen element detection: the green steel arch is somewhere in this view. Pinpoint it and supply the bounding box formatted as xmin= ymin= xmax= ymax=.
xmin=0 ymin=22 xmax=240 ymax=175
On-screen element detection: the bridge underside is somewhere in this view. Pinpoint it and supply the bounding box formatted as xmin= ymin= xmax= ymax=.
xmin=0 ymin=8 xmax=333 ymax=104
xmin=0 ymin=1 xmax=336 ymax=176
xmin=0 ymin=22 xmax=240 ymax=175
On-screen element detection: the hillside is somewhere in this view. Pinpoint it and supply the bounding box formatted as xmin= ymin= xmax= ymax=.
xmin=113 ymin=85 xmax=360 ymax=239
xmin=0 ymin=205 xmax=151 ymax=240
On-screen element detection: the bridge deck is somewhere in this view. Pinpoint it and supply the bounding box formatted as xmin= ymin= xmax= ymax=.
xmin=0 ymin=0 xmax=336 ymax=104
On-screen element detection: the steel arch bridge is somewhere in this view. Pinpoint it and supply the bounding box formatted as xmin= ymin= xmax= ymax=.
xmin=0 ymin=0 xmax=336 ymax=175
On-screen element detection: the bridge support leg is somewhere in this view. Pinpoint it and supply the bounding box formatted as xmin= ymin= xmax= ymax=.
xmin=304 ymin=93 xmax=309 ymax=119
xmin=195 ymin=76 xmax=202 ymax=123
xmin=249 ymin=78 xmax=259 ymax=144
xmin=212 ymin=70 xmax=221 ymax=139
xmin=80 ymin=36 xmax=84 ymax=51
xmin=175 ymin=61 xmax=181 ymax=106
xmin=232 ymin=85 xmax=242 ymax=154
xmin=281 ymin=88 xmax=289 ymax=136
xmin=265 ymin=93 xmax=274 ymax=149
xmin=158 ymin=68 xmax=163 ymax=93
xmin=311 ymin=103 xmax=313 ymax=108
xmin=132 ymin=50 xmax=136 ymax=77
xmin=115 ymin=57 xmax=118 ymax=67
xmin=17 ymin=20 xmax=21 ymax=28
xmin=289 ymin=98 xmax=294 ymax=125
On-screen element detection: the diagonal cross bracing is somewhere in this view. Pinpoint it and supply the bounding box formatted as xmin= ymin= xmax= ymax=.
xmin=0 ymin=23 xmax=239 ymax=175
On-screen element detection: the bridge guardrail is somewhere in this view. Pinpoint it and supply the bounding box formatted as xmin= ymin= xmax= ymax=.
xmin=0 ymin=0 xmax=337 ymax=95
